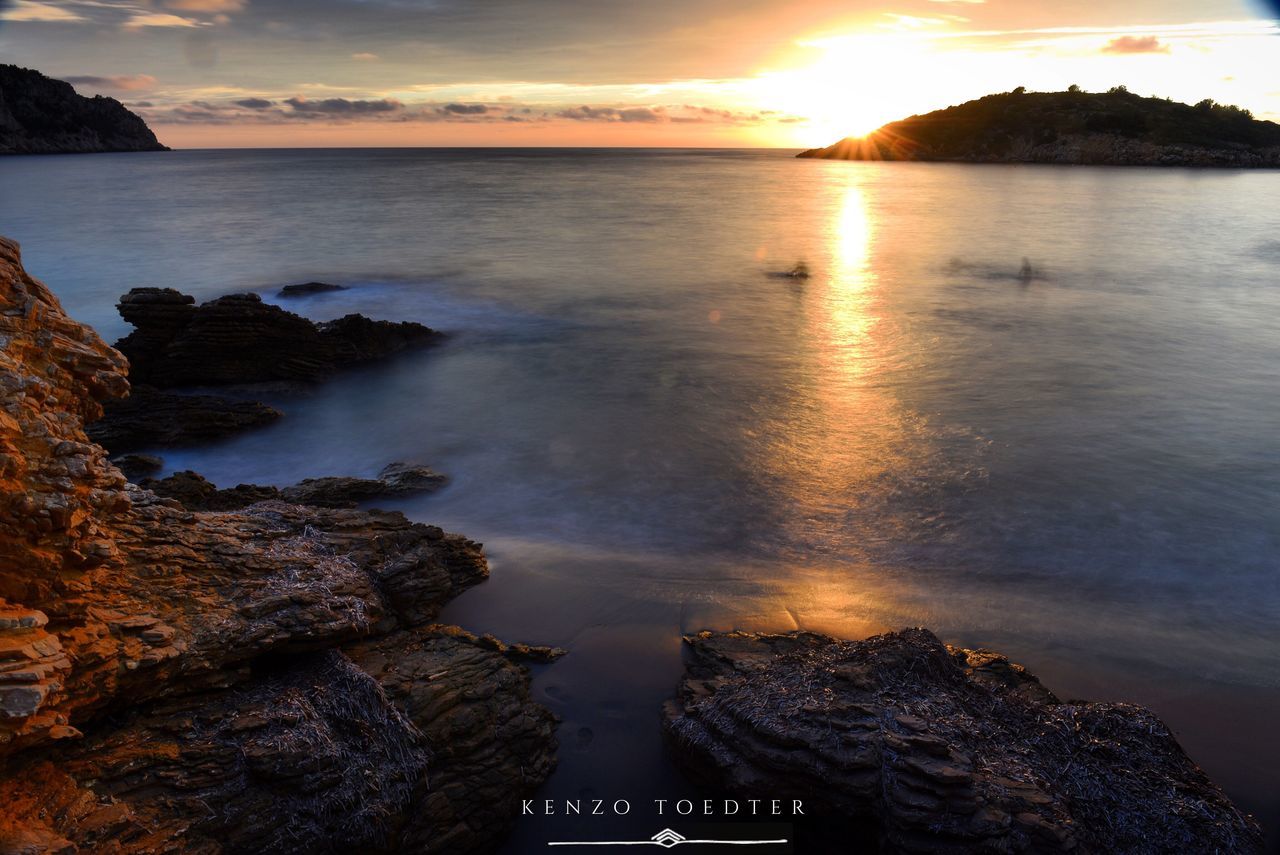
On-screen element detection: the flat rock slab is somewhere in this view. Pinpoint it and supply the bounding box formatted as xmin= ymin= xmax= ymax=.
xmin=663 ymin=628 xmax=1263 ymax=854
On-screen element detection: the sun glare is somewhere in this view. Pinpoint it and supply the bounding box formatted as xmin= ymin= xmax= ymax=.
xmin=754 ymin=34 xmax=937 ymax=147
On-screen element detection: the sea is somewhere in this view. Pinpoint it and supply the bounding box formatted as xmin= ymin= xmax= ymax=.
xmin=2 ymin=148 xmax=1278 ymax=849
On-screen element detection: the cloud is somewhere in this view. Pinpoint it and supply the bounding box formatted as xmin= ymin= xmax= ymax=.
xmin=163 ymin=0 xmax=247 ymax=10
xmin=1102 ymin=35 xmax=1170 ymax=54
xmin=558 ymin=105 xmax=664 ymax=122
xmin=882 ymin=13 xmax=951 ymax=29
xmin=136 ymin=94 xmax=797 ymax=128
xmin=284 ymin=96 xmax=403 ymax=114
xmin=441 ymin=102 xmax=488 ymax=114
xmin=351 ymin=52 xmax=379 ymax=61
xmin=0 ymin=1 xmax=86 ymax=22
xmin=123 ymin=12 xmax=202 ymax=29
xmin=65 ymin=73 xmax=158 ymax=91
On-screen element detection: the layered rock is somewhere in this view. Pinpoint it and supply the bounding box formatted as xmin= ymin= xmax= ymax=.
xmin=140 ymin=463 xmax=448 ymax=512
xmin=0 ymin=64 xmax=168 ymax=155
xmin=86 ymin=386 xmax=282 ymax=451
xmin=664 ymin=628 xmax=1263 ymax=854
xmin=0 ymin=236 xmax=556 ymax=853
xmin=115 ymin=288 xmax=441 ymax=388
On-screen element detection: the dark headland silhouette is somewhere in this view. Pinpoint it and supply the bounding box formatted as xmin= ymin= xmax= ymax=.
xmin=798 ymin=87 xmax=1280 ymax=167
xmin=0 ymin=64 xmax=168 ymax=154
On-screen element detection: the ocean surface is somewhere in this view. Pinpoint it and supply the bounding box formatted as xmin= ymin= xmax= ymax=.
xmin=2 ymin=148 xmax=1278 ymax=848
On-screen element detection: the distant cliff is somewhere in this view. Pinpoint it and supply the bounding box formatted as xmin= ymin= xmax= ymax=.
xmin=0 ymin=64 xmax=168 ymax=155
xmin=798 ymin=88 xmax=1280 ymax=167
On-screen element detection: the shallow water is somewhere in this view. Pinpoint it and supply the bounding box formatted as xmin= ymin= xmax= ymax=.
xmin=3 ymin=148 xmax=1278 ymax=846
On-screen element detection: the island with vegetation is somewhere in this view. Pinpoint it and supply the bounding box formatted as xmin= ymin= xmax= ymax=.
xmin=798 ymin=87 xmax=1280 ymax=167
xmin=0 ymin=64 xmax=167 ymax=155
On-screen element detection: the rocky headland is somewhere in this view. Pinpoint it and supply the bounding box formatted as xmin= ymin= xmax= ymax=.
xmin=0 ymin=235 xmax=558 ymax=853
xmin=664 ymin=628 xmax=1263 ymax=853
xmin=0 ymin=65 xmax=168 ymax=155
xmin=798 ymin=88 xmax=1280 ymax=167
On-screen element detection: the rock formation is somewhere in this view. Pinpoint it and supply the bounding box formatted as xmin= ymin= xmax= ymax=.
xmin=0 ymin=65 xmax=168 ymax=155
xmin=664 ymin=628 xmax=1263 ymax=854
xmin=141 ymin=463 xmax=448 ymax=511
xmin=86 ymin=386 xmax=282 ymax=451
xmin=0 ymin=236 xmax=556 ymax=853
xmin=87 ymin=287 xmax=442 ymax=452
xmin=115 ymin=288 xmax=441 ymax=388
xmin=798 ymin=88 xmax=1280 ymax=167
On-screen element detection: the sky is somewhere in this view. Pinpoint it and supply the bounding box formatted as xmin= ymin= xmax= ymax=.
xmin=1 ymin=0 xmax=1278 ymax=148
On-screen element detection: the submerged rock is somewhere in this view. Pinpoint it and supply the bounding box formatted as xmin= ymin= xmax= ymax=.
xmin=0 ymin=235 xmax=556 ymax=852
xmin=278 ymin=281 xmax=347 ymax=298
xmin=115 ymin=288 xmax=441 ymax=388
xmin=664 ymin=628 xmax=1263 ymax=854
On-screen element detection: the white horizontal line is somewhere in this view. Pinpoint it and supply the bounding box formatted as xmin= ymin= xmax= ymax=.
xmin=547 ymin=840 xmax=789 ymax=847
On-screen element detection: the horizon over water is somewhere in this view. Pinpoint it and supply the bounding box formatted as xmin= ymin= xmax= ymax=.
xmin=2 ymin=148 xmax=1278 ymax=848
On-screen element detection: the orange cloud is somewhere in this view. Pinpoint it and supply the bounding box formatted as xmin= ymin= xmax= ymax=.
xmin=1102 ymin=35 xmax=1170 ymax=54
xmin=164 ymin=0 xmax=247 ymax=11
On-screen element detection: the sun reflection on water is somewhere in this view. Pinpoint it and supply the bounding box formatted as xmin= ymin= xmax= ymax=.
xmin=746 ymin=172 xmax=930 ymax=635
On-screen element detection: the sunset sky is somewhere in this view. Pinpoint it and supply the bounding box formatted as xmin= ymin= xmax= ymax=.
xmin=2 ymin=0 xmax=1278 ymax=148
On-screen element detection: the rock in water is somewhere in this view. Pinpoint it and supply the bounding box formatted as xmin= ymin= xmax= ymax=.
xmin=142 ymin=463 xmax=448 ymax=512
xmin=663 ymin=628 xmax=1263 ymax=854
xmin=0 ymin=235 xmax=556 ymax=852
xmin=0 ymin=64 xmax=168 ymax=155
xmin=115 ymin=288 xmax=442 ymax=387
xmin=278 ymin=282 xmax=347 ymax=297
xmin=87 ymin=385 xmax=283 ymax=451
xmin=280 ymin=463 xmax=448 ymax=508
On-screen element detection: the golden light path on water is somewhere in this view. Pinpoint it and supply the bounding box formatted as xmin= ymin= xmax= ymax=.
xmin=697 ymin=172 xmax=935 ymax=639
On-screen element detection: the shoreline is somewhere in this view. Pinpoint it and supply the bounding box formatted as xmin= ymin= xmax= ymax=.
xmin=0 ymin=232 xmax=1268 ymax=852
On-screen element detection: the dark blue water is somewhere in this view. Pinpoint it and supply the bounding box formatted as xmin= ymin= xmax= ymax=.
xmin=2 ymin=148 xmax=1278 ymax=846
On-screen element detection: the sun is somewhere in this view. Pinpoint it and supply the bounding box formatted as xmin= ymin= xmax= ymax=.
xmin=752 ymin=33 xmax=940 ymax=147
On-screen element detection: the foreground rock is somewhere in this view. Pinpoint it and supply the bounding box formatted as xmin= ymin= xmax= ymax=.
xmin=116 ymin=288 xmax=441 ymax=388
xmin=0 ymin=235 xmax=555 ymax=853
xmin=799 ymin=88 xmax=1280 ymax=167
xmin=664 ymin=628 xmax=1263 ymax=854
xmin=87 ymin=385 xmax=282 ymax=452
xmin=142 ymin=463 xmax=448 ymax=511
xmin=0 ymin=64 xmax=168 ymax=155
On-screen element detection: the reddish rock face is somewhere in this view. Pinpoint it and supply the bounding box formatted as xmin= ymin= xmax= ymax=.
xmin=0 ymin=237 xmax=558 ymax=854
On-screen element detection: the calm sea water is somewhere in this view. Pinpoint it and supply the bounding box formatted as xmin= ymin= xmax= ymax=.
xmin=3 ymin=149 xmax=1278 ymax=847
